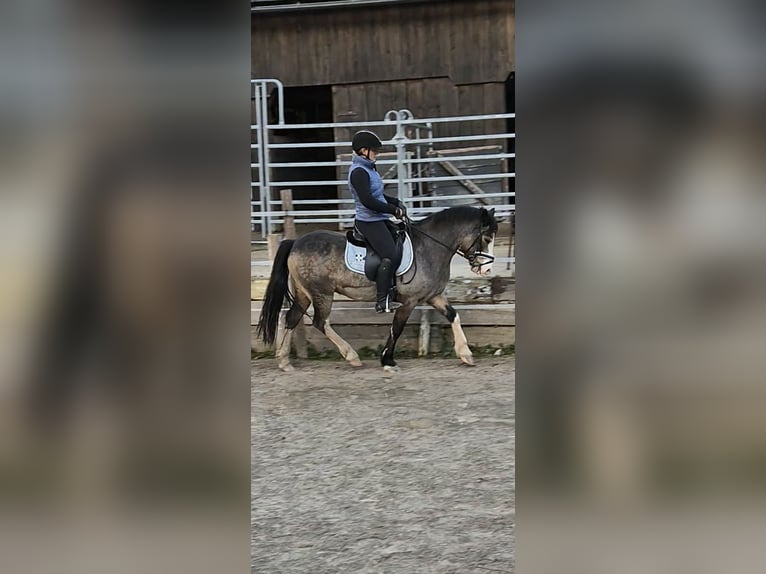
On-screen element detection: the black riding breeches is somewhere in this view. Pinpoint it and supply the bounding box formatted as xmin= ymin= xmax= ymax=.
xmin=355 ymin=219 xmax=397 ymax=263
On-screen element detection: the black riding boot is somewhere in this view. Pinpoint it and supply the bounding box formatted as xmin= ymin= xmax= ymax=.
xmin=375 ymin=258 xmax=402 ymax=313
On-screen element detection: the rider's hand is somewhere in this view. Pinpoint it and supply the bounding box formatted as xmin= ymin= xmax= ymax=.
xmin=394 ymin=206 xmax=406 ymax=220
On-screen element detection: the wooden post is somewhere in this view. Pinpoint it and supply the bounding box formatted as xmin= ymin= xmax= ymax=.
xmin=418 ymin=309 xmax=431 ymax=357
xmin=429 ymin=152 xmax=489 ymax=205
xmin=267 ymin=234 xmax=282 ymax=261
xmin=280 ymin=189 xmax=296 ymax=240
xmin=280 ymin=189 xmax=307 ymax=359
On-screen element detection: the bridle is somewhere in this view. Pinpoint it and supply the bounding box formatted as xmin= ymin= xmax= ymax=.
xmin=460 ymin=229 xmax=496 ymax=270
xmin=403 ymin=216 xmax=495 ymax=271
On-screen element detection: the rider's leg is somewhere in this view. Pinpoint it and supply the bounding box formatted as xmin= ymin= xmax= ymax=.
xmin=355 ymin=220 xmax=401 ymax=312
xmin=375 ymin=258 xmax=399 ymax=313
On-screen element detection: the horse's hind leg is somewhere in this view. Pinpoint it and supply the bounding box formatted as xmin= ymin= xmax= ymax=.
xmin=276 ymin=288 xmax=310 ymax=372
xmin=311 ymin=293 xmax=363 ymax=367
xmin=428 ymin=293 xmax=474 ymax=366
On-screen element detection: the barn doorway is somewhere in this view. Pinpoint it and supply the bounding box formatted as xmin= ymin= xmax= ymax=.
xmin=268 ymin=85 xmax=335 ymax=215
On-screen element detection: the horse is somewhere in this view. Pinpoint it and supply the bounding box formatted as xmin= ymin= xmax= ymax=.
xmin=256 ymin=205 xmax=498 ymax=372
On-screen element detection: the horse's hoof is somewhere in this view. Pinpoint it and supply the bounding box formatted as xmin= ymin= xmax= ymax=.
xmin=459 ymin=355 xmax=475 ymax=366
xmin=349 ymin=359 xmax=363 ymax=368
xmin=279 ymin=363 xmax=295 ymax=373
xmin=382 ymin=365 xmax=400 ymax=373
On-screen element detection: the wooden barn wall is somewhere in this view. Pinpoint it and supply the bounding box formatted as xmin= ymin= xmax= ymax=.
xmin=332 ymin=79 xmax=507 ymax=145
xmin=251 ymin=0 xmax=515 ymax=87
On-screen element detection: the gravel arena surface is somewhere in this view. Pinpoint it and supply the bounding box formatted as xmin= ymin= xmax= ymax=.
xmin=251 ymin=357 xmax=515 ymax=574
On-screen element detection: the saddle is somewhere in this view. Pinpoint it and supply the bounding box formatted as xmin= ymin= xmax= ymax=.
xmin=344 ymin=221 xmax=413 ymax=281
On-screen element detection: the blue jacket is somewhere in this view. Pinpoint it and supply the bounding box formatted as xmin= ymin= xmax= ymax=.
xmin=348 ymin=155 xmax=389 ymax=222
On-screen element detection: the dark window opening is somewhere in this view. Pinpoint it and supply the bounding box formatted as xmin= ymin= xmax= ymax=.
xmin=268 ymin=85 xmax=335 ymax=215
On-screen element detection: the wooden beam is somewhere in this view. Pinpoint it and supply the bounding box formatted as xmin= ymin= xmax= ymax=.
xmin=431 ymin=153 xmax=488 ymax=205
xmin=251 ymin=303 xmax=515 ymax=327
xmin=418 ymin=309 xmax=431 ymax=356
xmin=266 ymin=234 xmax=282 ymax=261
xmin=279 ymin=188 xmax=296 ymax=240
xmin=279 ymin=191 xmax=307 ymax=359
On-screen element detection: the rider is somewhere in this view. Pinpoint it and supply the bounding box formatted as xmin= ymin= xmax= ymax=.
xmin=348 ymin=130 xmax=407 ymax=313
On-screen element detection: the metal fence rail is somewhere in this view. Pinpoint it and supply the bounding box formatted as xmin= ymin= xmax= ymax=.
xmin=251 ymin=80 xmax=515 ymax=253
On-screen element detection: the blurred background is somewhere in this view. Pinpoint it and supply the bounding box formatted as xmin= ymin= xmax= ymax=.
xmin=0 ymin=0 xmax=251 ymax=572
xmin=518 ymin=0 xmax=766 ymax=572
xmin=3 ymin=0 xmax=766 ymax=571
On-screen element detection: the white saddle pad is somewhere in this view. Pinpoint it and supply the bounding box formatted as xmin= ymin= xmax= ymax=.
xmin=344 ymin=233 xmax=414 ymax=277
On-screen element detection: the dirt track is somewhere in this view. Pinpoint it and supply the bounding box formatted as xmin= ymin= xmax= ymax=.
xmin=251 ymin=357 xmax=515 ymax=573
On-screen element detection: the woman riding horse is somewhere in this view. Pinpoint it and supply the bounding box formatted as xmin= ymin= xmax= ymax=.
xmin=348 ymin=130 xmax=407 ymax=313
xmin=256 ymin=202 xmax=497 ymax=373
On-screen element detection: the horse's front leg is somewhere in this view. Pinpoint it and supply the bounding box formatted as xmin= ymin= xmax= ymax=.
xmin=427 ymin=293 xmax=474 ymax=366
xmin=380 ymin=302 xmax=416 ymax=372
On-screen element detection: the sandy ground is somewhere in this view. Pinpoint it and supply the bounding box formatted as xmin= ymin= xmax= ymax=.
xmin=251 ymin=357 xmax=515 ymax=573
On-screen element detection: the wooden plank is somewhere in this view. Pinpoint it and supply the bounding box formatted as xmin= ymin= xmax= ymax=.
xmin=489 ymin=0 xmax=512 ymax=82
xmin=252 ymin=2 xmax=515 ymax=88
xmin=473 ymin=84 xmax=486 ymax=131
xmin=332 ymin=84 xmax=351 ymax=184
xmin=427 ymin=145 xmax=499 ymax=155
xmin=384 ymin=15 xmax=402 ymax=82
xmin=333 ymin=11 xmax=351 ymax=87
xmin=433 ymin=157 xmax=489 ymax=204
xmin=333 ymin=84 xmax=355 ymax=150
xmin=506 ymin=0 xmax=516 ymax=75
xmin=411 ymin=5 xmax=426 ymax=81
xmin=435 ymin=2 xmax=452 ymax=76
xmin=298 ymin=324 xmax=423 ymax=353
xmin=354 ymin=12 xmax=372 ymax=83
xmin=279 ymin=189 xmax=296 ymax=239
xmin=464 ymin=2 xmax=482 ymax=85
xmin=316 ymin=12 xmax=332 ymax=85
xmin=377 ymin=82 xmax=394 ymax=127
xmin=279 ymin=191 xmax=307 ymax=357
xmin=405 ymin=79 xmax=424 ymax=119
xmin=418 ymin=309 xmax=431 ymax=356
xmin=390 ymin=80 xmax=408 ymax=115
xmin=486 ymin=82 xmax=506 ymax=115
xmin=347 ymin=83 xmax=368 ymax=122
xmin=364 ymin=83 xmax=379 ymax=125
xmin=476 ymin=0 xmax=491 ymax=84
xmin=299 ymin=16 xmax=315 ymax=86
xmin=401 ymin=5 xmax=416 ymax=80
xmin=368 ymin=9 xmax=384 ymax=81
xmin=251 ymin=305 xmax=515 ymax=327
xmin=286 ymin=14 xmax=302 ymax=86
xmin=266 ymin=234 xmax=282 ymax=261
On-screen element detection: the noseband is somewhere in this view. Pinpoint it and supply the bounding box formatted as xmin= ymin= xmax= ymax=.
xmin=459 ymin=232 xmax=495 ymax=270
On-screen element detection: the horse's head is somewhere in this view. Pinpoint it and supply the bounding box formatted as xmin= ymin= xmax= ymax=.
xmin=463 ymin=207 xmax=498 ymax=276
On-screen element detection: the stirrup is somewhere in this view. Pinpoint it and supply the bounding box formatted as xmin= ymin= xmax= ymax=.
xmin=375 ymin=293 xmax=402 ymax=313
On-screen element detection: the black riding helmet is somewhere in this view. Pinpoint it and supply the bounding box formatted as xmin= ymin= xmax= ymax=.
xmin=352 ymin=130 xmax=383 ymax=153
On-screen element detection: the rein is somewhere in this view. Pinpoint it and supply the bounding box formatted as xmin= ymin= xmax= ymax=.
xmin=403 ymin=216 xmax=495 ymax=269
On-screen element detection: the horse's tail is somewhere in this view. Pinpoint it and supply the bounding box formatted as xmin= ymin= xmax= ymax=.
xmin=256 ymin=239 xmax=296 ymax=346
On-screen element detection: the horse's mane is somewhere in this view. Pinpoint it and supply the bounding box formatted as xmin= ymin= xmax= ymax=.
xmin=414 ymin=205 xmax=498 ymax=234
